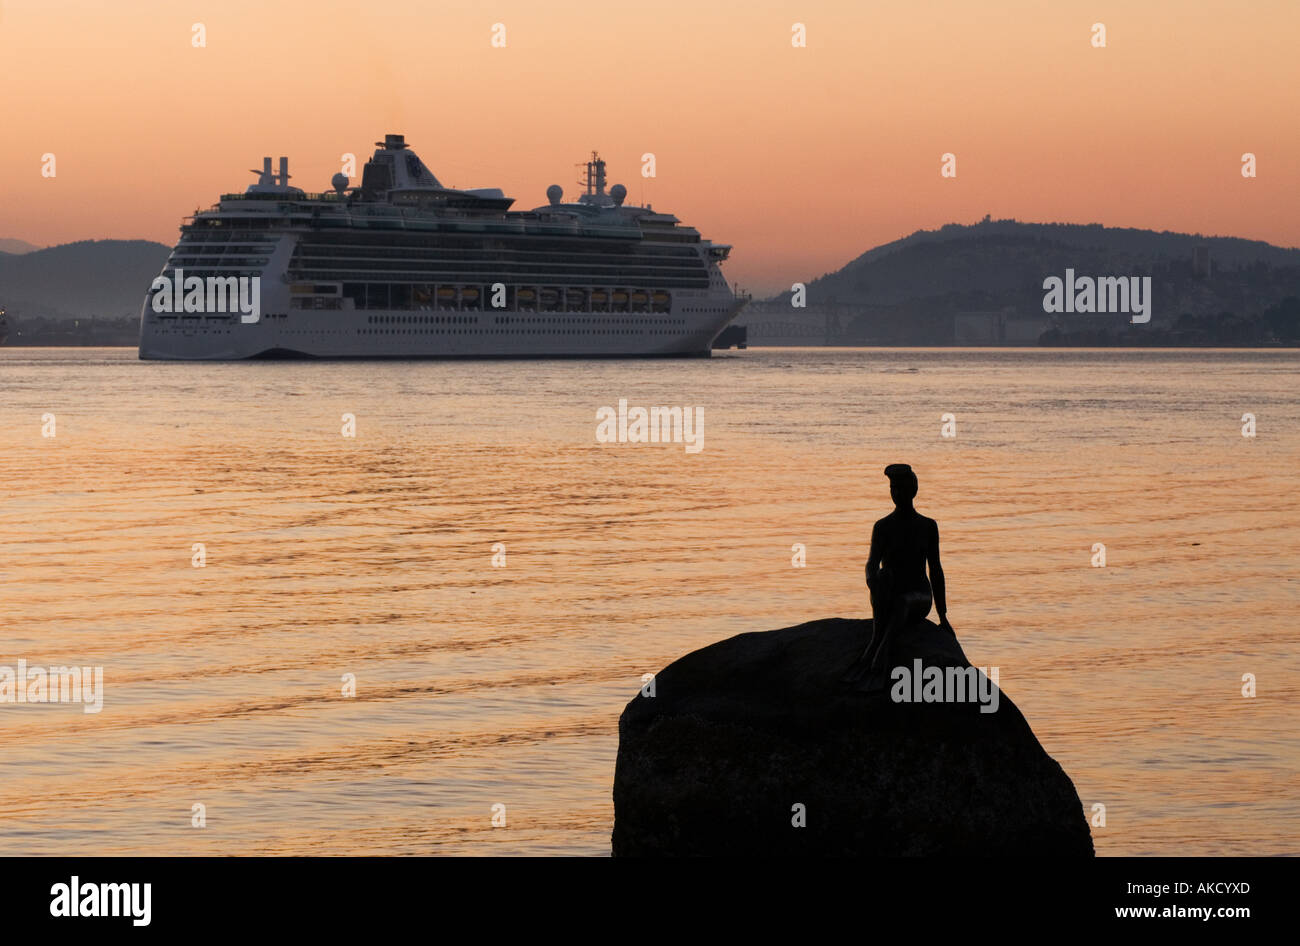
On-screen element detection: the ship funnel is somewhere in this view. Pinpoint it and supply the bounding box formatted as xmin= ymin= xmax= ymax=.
xmin=246 ymin=155 xmax=304 ymax=195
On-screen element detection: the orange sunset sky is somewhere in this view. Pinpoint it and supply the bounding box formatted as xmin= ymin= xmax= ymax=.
xmin=2 ymin=0 xmax=1298 ymax=294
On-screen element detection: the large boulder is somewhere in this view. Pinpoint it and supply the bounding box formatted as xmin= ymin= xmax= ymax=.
xmin=612 ymin=618 xmax=1094 ymax=856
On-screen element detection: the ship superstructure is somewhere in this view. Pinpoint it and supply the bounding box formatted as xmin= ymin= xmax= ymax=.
xmin=139 ymin=135 xmax=746 ymax=359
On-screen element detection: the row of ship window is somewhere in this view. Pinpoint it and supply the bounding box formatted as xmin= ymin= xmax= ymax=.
xmin=340 ymin=285 xmax=683 ymax=313
xmin=185 ymin=224 xmax=703 ymax=246
xmin=169 ymin=258 xmax=703 ymax=281
xmin=364 ymin=315 xmax=687 ymax=326
xmin=353 ymin=326 xmax=679 ymax=336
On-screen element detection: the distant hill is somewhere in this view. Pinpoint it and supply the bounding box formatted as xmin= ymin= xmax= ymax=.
xmin=0 ymin=239 xmax=170 ymax=321
xmin=0 ymin=238 xmax=43 ymax=255
xmin=744 ymin=219 xmax=1300 ymax=346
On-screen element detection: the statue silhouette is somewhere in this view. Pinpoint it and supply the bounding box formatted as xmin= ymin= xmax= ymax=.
xmin=847 ymin=464 xmax=952 ymax=684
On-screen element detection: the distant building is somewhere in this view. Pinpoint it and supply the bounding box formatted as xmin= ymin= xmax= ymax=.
xmin=1193 ymin=245 xmax=1211 ymax=278
xmin=954 ymin=312 xmax=1000 ymax=344
xmin=1004 ymin=316 xmax=1051 ymax=344
xmin=953 ymin=307 xmax=1045 ymax=344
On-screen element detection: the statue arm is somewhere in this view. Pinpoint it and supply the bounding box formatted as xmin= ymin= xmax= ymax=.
xmin=865 ymin=521 xmax=883 ymax=589
xmin=928 ymin=520 xmax=949 ymax=621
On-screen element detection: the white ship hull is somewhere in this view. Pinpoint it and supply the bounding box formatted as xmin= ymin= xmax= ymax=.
xmin=139 ymin=233 xmax=745 ymax=360
xmin=139 ymin=292 xmax=746 ymax=360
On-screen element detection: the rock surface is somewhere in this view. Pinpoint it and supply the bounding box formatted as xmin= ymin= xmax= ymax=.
xmin=612 ymin=617 xmax=1094 ymax=856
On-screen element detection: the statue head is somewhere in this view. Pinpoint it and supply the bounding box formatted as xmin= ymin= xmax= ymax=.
xmin=884 ymin=463 xmax=918 ymax=505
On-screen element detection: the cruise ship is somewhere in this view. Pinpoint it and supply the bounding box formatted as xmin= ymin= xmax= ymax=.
xmin=139 ymin=134 xmax=747 ymax=360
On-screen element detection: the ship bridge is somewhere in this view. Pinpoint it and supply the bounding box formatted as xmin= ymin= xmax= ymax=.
xmin=362 ymin=133 xmax=443 ymax=192
xmin=358 ymin=133 xmax=515 ymax=211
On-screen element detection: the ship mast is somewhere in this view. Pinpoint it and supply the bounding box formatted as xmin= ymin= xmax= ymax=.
xmin=581 ymin=151 xmax=606 ymax=200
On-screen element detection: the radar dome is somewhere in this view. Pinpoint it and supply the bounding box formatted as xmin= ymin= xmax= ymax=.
xmin=610 ymin=183 xmax=627 ymax=206
xmin=331 ymin=173 xmax=349 ymax=194
xmin=546 ymin=184 xmax=563 ymax=206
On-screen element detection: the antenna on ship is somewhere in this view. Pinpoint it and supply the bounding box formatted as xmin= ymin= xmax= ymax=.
xmin=578 ymin=151 xmax=606 ymax=199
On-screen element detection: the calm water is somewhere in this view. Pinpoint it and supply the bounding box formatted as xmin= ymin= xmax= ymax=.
xmin=0 ymin=346 xmax=1296 ymax=856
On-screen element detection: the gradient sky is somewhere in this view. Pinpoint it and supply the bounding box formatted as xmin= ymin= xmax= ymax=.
xmin=2 ymin=0 xmax=1297 ymax=294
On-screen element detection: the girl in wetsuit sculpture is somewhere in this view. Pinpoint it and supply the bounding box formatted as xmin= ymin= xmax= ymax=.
xmin=850 ymin=464 xmax=953 ymax=682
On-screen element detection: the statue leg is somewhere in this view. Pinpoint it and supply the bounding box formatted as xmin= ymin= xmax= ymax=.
xmin=869 ymin=589 xmax=932 ymax=672
xmin=860 ymin=584 xmax=894 ymax=667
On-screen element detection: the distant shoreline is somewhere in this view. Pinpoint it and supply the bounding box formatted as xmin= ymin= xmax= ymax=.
xmin=4 ymin=342 xmax=1298 ymax=353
